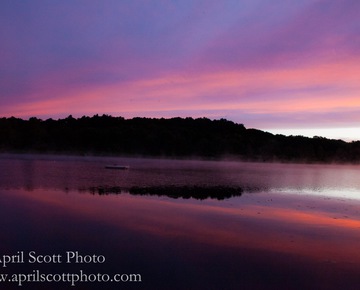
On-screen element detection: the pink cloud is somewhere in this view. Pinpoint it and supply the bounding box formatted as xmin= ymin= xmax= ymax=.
xmin=1 ymin=1 xmax=359 ymax=139
xmin=2 ymin=56 xmax=360 ymax=131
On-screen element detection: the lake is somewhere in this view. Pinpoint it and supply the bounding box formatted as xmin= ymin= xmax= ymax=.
xmin=1 ymin=154 xmax=360 ymax=289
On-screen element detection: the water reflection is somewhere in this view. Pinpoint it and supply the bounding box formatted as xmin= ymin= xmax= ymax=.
xmin=1 ymin=154 xmax=360 ymax=199
xmin=1 ymin=154 xmax=360 ymax=289
xmin=1 ymin=188 xmax=360 ymax=289
xmin=84 ymin=185 xmax=247 ymax=200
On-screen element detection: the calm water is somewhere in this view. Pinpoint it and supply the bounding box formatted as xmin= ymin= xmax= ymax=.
xmin=1 ymin=154 xmax=360 ymax=289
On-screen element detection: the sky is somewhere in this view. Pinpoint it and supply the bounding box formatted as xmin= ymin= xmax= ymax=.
xmin=0 ymin=0 xmax=359 ymax=141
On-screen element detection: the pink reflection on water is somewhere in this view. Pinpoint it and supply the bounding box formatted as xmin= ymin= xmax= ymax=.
xmin=3 ymin=188 xmax=360 ymax=266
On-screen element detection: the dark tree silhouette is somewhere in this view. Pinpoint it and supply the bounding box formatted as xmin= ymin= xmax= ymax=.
xmin=0 ymin=115 xmax=359 ymax=163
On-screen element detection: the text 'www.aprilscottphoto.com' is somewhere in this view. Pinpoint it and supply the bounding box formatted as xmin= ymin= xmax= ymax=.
xmin=0 ymin=250 xmax=142 ymax=287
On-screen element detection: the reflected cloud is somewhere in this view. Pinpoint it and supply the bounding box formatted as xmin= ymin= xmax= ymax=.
xmin=4 ymin=187 xmax=360 ymax=265
xmin=2 ymin=183 xmax=360 ymax=289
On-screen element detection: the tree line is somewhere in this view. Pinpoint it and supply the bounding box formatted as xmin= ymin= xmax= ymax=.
xmin=0 ymin=114 xmax=359 ymax=163
xmin=85 ymin=185 xmax=245 ymax=200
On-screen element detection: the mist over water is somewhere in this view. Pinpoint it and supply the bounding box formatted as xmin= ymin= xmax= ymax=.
xmin=1 ymin=153 xmax=360 ymax=197
xmin=1 ymin=154 xmax=360 ymax=289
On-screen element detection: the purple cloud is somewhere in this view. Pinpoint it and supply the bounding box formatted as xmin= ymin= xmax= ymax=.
xmin=1 ymin=0 xmax=360 ymax=140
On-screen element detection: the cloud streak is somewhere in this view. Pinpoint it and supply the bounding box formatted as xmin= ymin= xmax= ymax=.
xmin=0 ymin=0 xmax=359 ymax=140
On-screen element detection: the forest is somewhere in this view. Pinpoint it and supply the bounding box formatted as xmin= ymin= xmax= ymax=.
xmin=0 ymin=114 xmax=359 ymax=163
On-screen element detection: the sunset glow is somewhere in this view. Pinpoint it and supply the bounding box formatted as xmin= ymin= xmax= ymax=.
xmin=1 ymin=1 xmax=359 ymax=140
